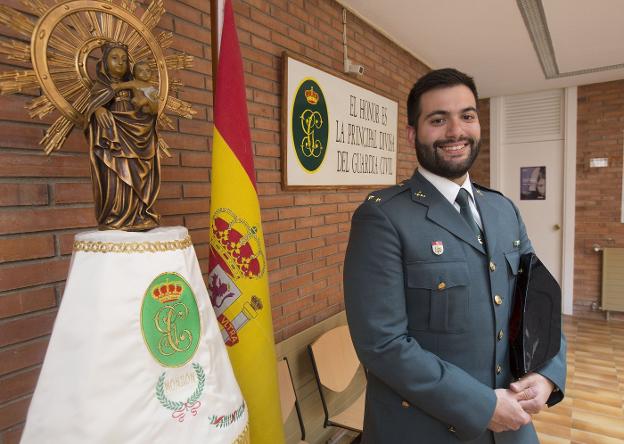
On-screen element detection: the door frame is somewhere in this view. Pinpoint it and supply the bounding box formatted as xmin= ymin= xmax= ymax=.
xmin=489 ymin=87 xmax=576 ymax=315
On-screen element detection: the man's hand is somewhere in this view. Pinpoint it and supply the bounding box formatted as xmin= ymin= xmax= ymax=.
xmin=487 ymin=389 xmax=532 ymax=433
xmin=510 ymin=372 xmax=555 ymax=414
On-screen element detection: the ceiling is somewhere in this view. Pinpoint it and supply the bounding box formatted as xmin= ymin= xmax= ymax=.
xmin=337 ymin=0 xmax=624 ymax=98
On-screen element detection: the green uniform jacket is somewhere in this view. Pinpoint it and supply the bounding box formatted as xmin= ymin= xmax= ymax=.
xmin=344 ymin=171 xmax=566 ymax=444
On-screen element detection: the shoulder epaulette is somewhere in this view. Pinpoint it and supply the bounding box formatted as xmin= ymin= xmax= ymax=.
xmin=365 ymin=180 xmax=409 ymax=205
xmin=473 ymin=182 xmax=504 ymax=197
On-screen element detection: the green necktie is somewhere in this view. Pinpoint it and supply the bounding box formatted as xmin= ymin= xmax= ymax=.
xmin=456 ymin=188 xmax=483 ymax=243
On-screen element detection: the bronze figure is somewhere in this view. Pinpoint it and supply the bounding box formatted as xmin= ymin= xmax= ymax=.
xmin=86 ymin=43 xmax=161 ymax=230
xmin=0 ymin=0 xmax=197 ymax=231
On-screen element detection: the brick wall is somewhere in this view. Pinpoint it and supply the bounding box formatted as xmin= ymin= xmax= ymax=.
xmin=575 ymin=80 xmax=624 ymax=321
xmin=470 ymin=98 xmax=490 ymax=186
xmin=0 ymin=0 xmax=431 ymax=440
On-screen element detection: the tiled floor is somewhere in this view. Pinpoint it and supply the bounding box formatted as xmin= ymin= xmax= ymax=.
xmin=534 ymin=316 xmax=624 ymax=444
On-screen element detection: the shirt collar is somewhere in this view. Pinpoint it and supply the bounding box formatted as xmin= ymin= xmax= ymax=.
xmin=418 ymin=166 xmax=475 ymax=206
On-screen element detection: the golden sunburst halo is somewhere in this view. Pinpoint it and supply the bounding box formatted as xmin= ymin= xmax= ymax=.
xmin=0 ymin=0 xmax=197 ymax=155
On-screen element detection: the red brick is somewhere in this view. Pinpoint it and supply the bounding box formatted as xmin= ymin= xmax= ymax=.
xmin=57 ymin=231 xmax=82 ymax=256
xmin=163 ymin=133 xmax=209 ymax=151
xmin=0 ymin=397 xmax=30 ymax=432
xmin=0 ymin=311 xmax=56 ymax=348
xmin=281 ymin=273 xmax=313 ymax=291
xmin=264 ymin=219 xmax=295 ymax=234
xmin=279 ymin=251 xmax=312 ymax=268
xmin=180 ymin=152 xmax=211 ymax=167
xmin=324 ymin=212 xmax=349 ymax=224
xmin=282 ymin=295 xmax=313 ymax=316
xmin=278 ymin=206 xmax=310 ymax=219
xmin=313 ymin=244 xmax=339 ymax=260
xmin=268 ymin=265 xmax=297 ymax=284
xmin=155 ymin=197 xmax=210 ymax=215
xmin=312 ymin=224 xmax=338 ymax=237
xmin=310 ymin=203 xmax=338 ymax=216
xmin=282 ymin=316 xmax=315 ymax=338
xmin=1 ymin=424 xmax=24 ymax=444
xmin=159 ymin=183 xmax=183 ymax=199
xmin=178 ymin=119 xmax=211 ymax=136
xmin=184 ymin=213 xmax=210 ymax=229
xmin=0 ymin=235 xmax=55 ymax=263
xmin=0 ymin=122 xmax=44 ymax=151
xmin=166 ymin=0 xmax=203 ymax=24
xmin=0 ymin=258 xmax=70 ymax=292
xmin=279 ymin=227 xmax=310 ymax=243
xmin=0 ymin=207 xmax=95 ymax=235
xmin=260 ymin=195 xmax=294 ymax=208
xmin=296 ymin=237 xmax=325 ymax=252
xmin=0 ymin=338 xmax=49 ymax=376
xmin=313 ymin=266 xmax=340 ymax=281
xmin=53 ymin=182 xmax=93 ymax=204
xmin=0 ymin=287 xmax=57 ymax=319
xmin=267 ymin=242 xmax=296 ymax=259
xmin=0 ymin=184 xmax=48 ymax=206
xmin=0 ymin=152 xmax=88 ymax=178
xmin=295 ymin=215 xmax=324 ymax=228
xmin=162 ymin=166 xmax=210 ymax=182
xmin=174 ymin=17 xmax=211 ymax=43
xmin=0 ymin=367 xmax=40 ymax=404
xmin=183 ymin=183 xmax=211 ymax=198
xmin=161 ymin=151 xmax=181 ymax=166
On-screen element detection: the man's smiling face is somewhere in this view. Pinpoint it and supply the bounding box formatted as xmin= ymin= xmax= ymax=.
xmin=409 ymin=84 xmax=481 ymax=182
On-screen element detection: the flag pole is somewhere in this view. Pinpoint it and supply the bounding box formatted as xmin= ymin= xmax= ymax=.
xmin=210 ymin=0 xmax=224 ymax=94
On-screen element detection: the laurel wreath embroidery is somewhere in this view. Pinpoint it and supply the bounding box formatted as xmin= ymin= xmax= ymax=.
xmin=156 ymin=363 xmax=205 ymax=411
xmin=209 ymin=402 xmax=246 ymax=428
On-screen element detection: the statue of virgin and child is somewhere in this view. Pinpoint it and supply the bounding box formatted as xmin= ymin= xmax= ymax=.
xmin=85 ymin=42 xmax=163 ymax=231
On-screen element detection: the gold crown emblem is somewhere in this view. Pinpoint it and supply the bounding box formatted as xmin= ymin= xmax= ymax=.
xmin=211 ymin=208 xmax=266 ymax=279
xmin=305 ymin=87 xmax=319 ymax=105
xmin=151 ymin=280 xmax=183 ymax=303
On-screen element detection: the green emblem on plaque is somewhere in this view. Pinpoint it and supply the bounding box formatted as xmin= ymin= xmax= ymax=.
xmin=291 ymin=79 xmax=329 ymax=173
xmin=142 ymin=272 xmax=200 ymax=367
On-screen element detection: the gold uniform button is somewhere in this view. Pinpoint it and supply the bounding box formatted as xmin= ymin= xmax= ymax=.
xmin=489 ymin=261 xmax=496 ymax=272
xmin=437 ymin=282 xmax=446 ymax=290
xmin=448 ymin=426 xmax=456 ymax=433
xmin=498 ymin=330 xmax=504 ymax=341
xmin=401 ymin=400 xmax=410 ymax=408
xmin=494 ymin=295 xmax=503 ymax=305
xmin=496 ymin=364 xmax=502 ymax=374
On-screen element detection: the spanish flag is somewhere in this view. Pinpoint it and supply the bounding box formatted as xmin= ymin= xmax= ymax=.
xmin=208 ymin=1 xmax=285 ymax=443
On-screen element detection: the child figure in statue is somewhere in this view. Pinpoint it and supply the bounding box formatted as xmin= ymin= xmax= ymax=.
xmin=84 ymin=43 xmax=161 ymax=231
xmin=112 ymin=60 xmax=159 ymax=115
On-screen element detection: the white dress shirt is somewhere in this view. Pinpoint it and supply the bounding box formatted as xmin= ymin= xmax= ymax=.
xmin=418 ymin=167 xmax=483 ymax=229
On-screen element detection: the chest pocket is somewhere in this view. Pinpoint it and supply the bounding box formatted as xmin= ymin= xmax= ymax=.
xmin=405 ymin=261 xmax=470 ymax=333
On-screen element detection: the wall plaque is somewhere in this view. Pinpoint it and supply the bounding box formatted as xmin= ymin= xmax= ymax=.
xmin=282 ymin=53 xmax=398 ymax=189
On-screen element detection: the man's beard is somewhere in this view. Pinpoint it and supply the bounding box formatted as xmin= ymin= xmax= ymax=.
xmin=415 ymin=136 xmax=480 ymax=179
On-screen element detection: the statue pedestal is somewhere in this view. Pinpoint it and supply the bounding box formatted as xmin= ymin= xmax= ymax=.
xmin=21 ymin=227 xmax=249 ymax=443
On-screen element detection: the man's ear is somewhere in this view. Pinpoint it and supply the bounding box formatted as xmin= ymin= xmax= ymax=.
xmin=407 ymin=125 xmax=416 ymax=146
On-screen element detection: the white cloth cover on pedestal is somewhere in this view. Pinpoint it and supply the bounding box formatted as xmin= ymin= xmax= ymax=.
xmin=21 ymin=227 xmax=248 ymax=444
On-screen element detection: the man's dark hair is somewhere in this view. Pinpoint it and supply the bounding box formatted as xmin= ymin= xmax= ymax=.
xmin=407 ymin=68 xmax=478 ymax=127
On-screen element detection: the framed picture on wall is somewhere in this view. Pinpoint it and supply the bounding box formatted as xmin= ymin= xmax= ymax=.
xmin=520 ymin=166 xmax=546 ymax=200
